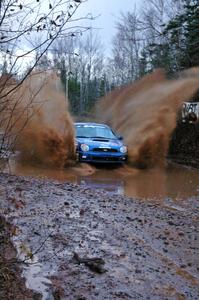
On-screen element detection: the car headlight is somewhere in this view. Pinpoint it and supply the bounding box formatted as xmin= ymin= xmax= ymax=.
xmin=120 ymin=146 xmax=127 ymax=153
xmin=80 ymin=144 xmax=89 ymax=152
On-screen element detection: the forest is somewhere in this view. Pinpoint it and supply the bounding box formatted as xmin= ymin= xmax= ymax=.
xmin=39 ymin=0 xmax=199 ymax=115
xmin=0 ymin=0 xmax=198 ymax=116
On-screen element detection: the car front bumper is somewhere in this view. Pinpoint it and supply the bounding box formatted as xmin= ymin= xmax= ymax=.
xmin=77 ymin=151 xmax=127 ymax=163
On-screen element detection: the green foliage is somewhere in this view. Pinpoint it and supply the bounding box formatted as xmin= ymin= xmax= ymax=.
xmin=137 ymin=0 xmax=199 ymax=75
xmin=145 ymin=43 xmax=174 ymax=73
xmin=139 ymin=50 xmax=148 ymax=77
xmin=68 ymin=77 xmax=80 ymax=115
xmin=163 ymin=0 xmax=199 ymax=69
xmin=99 ymin=74 xmax=107 ymax=98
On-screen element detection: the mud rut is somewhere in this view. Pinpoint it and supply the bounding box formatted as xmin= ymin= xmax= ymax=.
xmin=0 ymin=173 xmax=198 ymax=300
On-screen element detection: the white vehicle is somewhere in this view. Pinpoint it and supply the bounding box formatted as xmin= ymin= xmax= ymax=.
xmin=182 ymin=102 xmax=199 ymax=123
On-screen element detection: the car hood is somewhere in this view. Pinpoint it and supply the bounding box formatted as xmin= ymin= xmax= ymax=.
xmin=76 ymin=137 xmax=124 ymax=148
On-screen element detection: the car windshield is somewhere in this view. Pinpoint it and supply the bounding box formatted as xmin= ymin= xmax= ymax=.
xmin=75 ymin=125 xmax=117 ymax=139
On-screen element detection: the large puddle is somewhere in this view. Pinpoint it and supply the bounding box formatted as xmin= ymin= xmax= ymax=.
xmin=4 ymin=159 xmax=199 ymax=202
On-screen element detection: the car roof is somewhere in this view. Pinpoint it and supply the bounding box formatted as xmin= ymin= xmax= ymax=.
xmin=75 ymin=122 xmax=109 ymax=128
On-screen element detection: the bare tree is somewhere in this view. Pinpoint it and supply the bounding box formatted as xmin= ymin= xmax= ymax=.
xmin=110 ymin=9 xmax=142 ymax=85
xmin=52 ymin=28 xmax=104 ymax=114
xmin=109 ymin=0 xmax=185 ymax=86
xmin=0 ymin=0 xmax=89 ymax=85
xmin=77 ymin=29 xmax=104 ymax=112
xmin=139 ymin=0 xmax=185 ymax=71
xmin=0 ymin=0 xmax=91 ymax=158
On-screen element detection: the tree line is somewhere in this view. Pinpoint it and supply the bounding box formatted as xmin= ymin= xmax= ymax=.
xmin=36 ymin=0 xmax=199 ymax=116
xmin=0 ymin=0 xmax=199 ymax=118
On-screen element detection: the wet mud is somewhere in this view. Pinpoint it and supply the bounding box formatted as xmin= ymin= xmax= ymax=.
xmin=0 ymin=216 xmax=36 ymax=300
xmin=97 ymin=68 xmax=199 ymax=168
xmin=5 ymin=159 xmax=199 ymax=202
xmin=0 ymin=173 xmax=198 ymax=299
xmin=1 ymin=71 xmax=75 ymax=167
xmin=1 ymin=68 xmax=199 ymax=299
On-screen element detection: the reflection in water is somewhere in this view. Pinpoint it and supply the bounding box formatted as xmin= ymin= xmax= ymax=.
xmin=5 ymin=159 xmax=78 ymax=183
xmin=124 ymin=165 xmax=199 ymax=200
xmin=78 ymin=173 xmax=124 ymax=195
xmin=4 ymin=159 xmax=199 ymax=202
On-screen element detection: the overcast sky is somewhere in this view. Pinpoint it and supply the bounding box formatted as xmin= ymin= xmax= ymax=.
xmin=77 ymin=0 xmax=139 ymax=55
xmin=11 ymin=0 xmax=140 ymax=70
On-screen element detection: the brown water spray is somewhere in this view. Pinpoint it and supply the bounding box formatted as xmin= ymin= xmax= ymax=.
xmin=1 ymin=68 xmax=199 ymax=171
xmin=1 ymin=71 xmax=75 ymax=168
xmin=97 ymin=68 xmax=199 ymax=168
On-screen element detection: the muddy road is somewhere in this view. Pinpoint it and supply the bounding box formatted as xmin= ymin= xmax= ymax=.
xmin=5 ymin=159 xmax=199 ymax=202
xmin=0 ymin=166 xmax=198 ymax=300
xmin=1 ymin=58 xmax=199 ymax=300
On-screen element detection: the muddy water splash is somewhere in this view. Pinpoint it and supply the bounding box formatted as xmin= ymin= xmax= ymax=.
xmin=2 ymin=71 xmax=75 ymax=168
xmin=98 ymin=69 xmax=199 ymax=168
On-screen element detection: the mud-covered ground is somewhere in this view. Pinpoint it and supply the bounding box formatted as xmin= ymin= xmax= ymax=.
xmin=0 ymin=216 xmax=36 ymax=300
xmin=0 ymin=173 xmax=198 ymax=300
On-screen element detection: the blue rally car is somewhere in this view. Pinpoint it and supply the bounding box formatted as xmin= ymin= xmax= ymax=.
xmin=75 ymin=122 xmax=128 ymax=164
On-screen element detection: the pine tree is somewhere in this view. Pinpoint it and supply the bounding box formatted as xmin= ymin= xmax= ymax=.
xmin=164 ymin=0 xmax=199 ymax=69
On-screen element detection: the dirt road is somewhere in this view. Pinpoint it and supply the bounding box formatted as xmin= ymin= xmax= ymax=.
xmin=0 ymin=173 xmax=198 ymax=299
